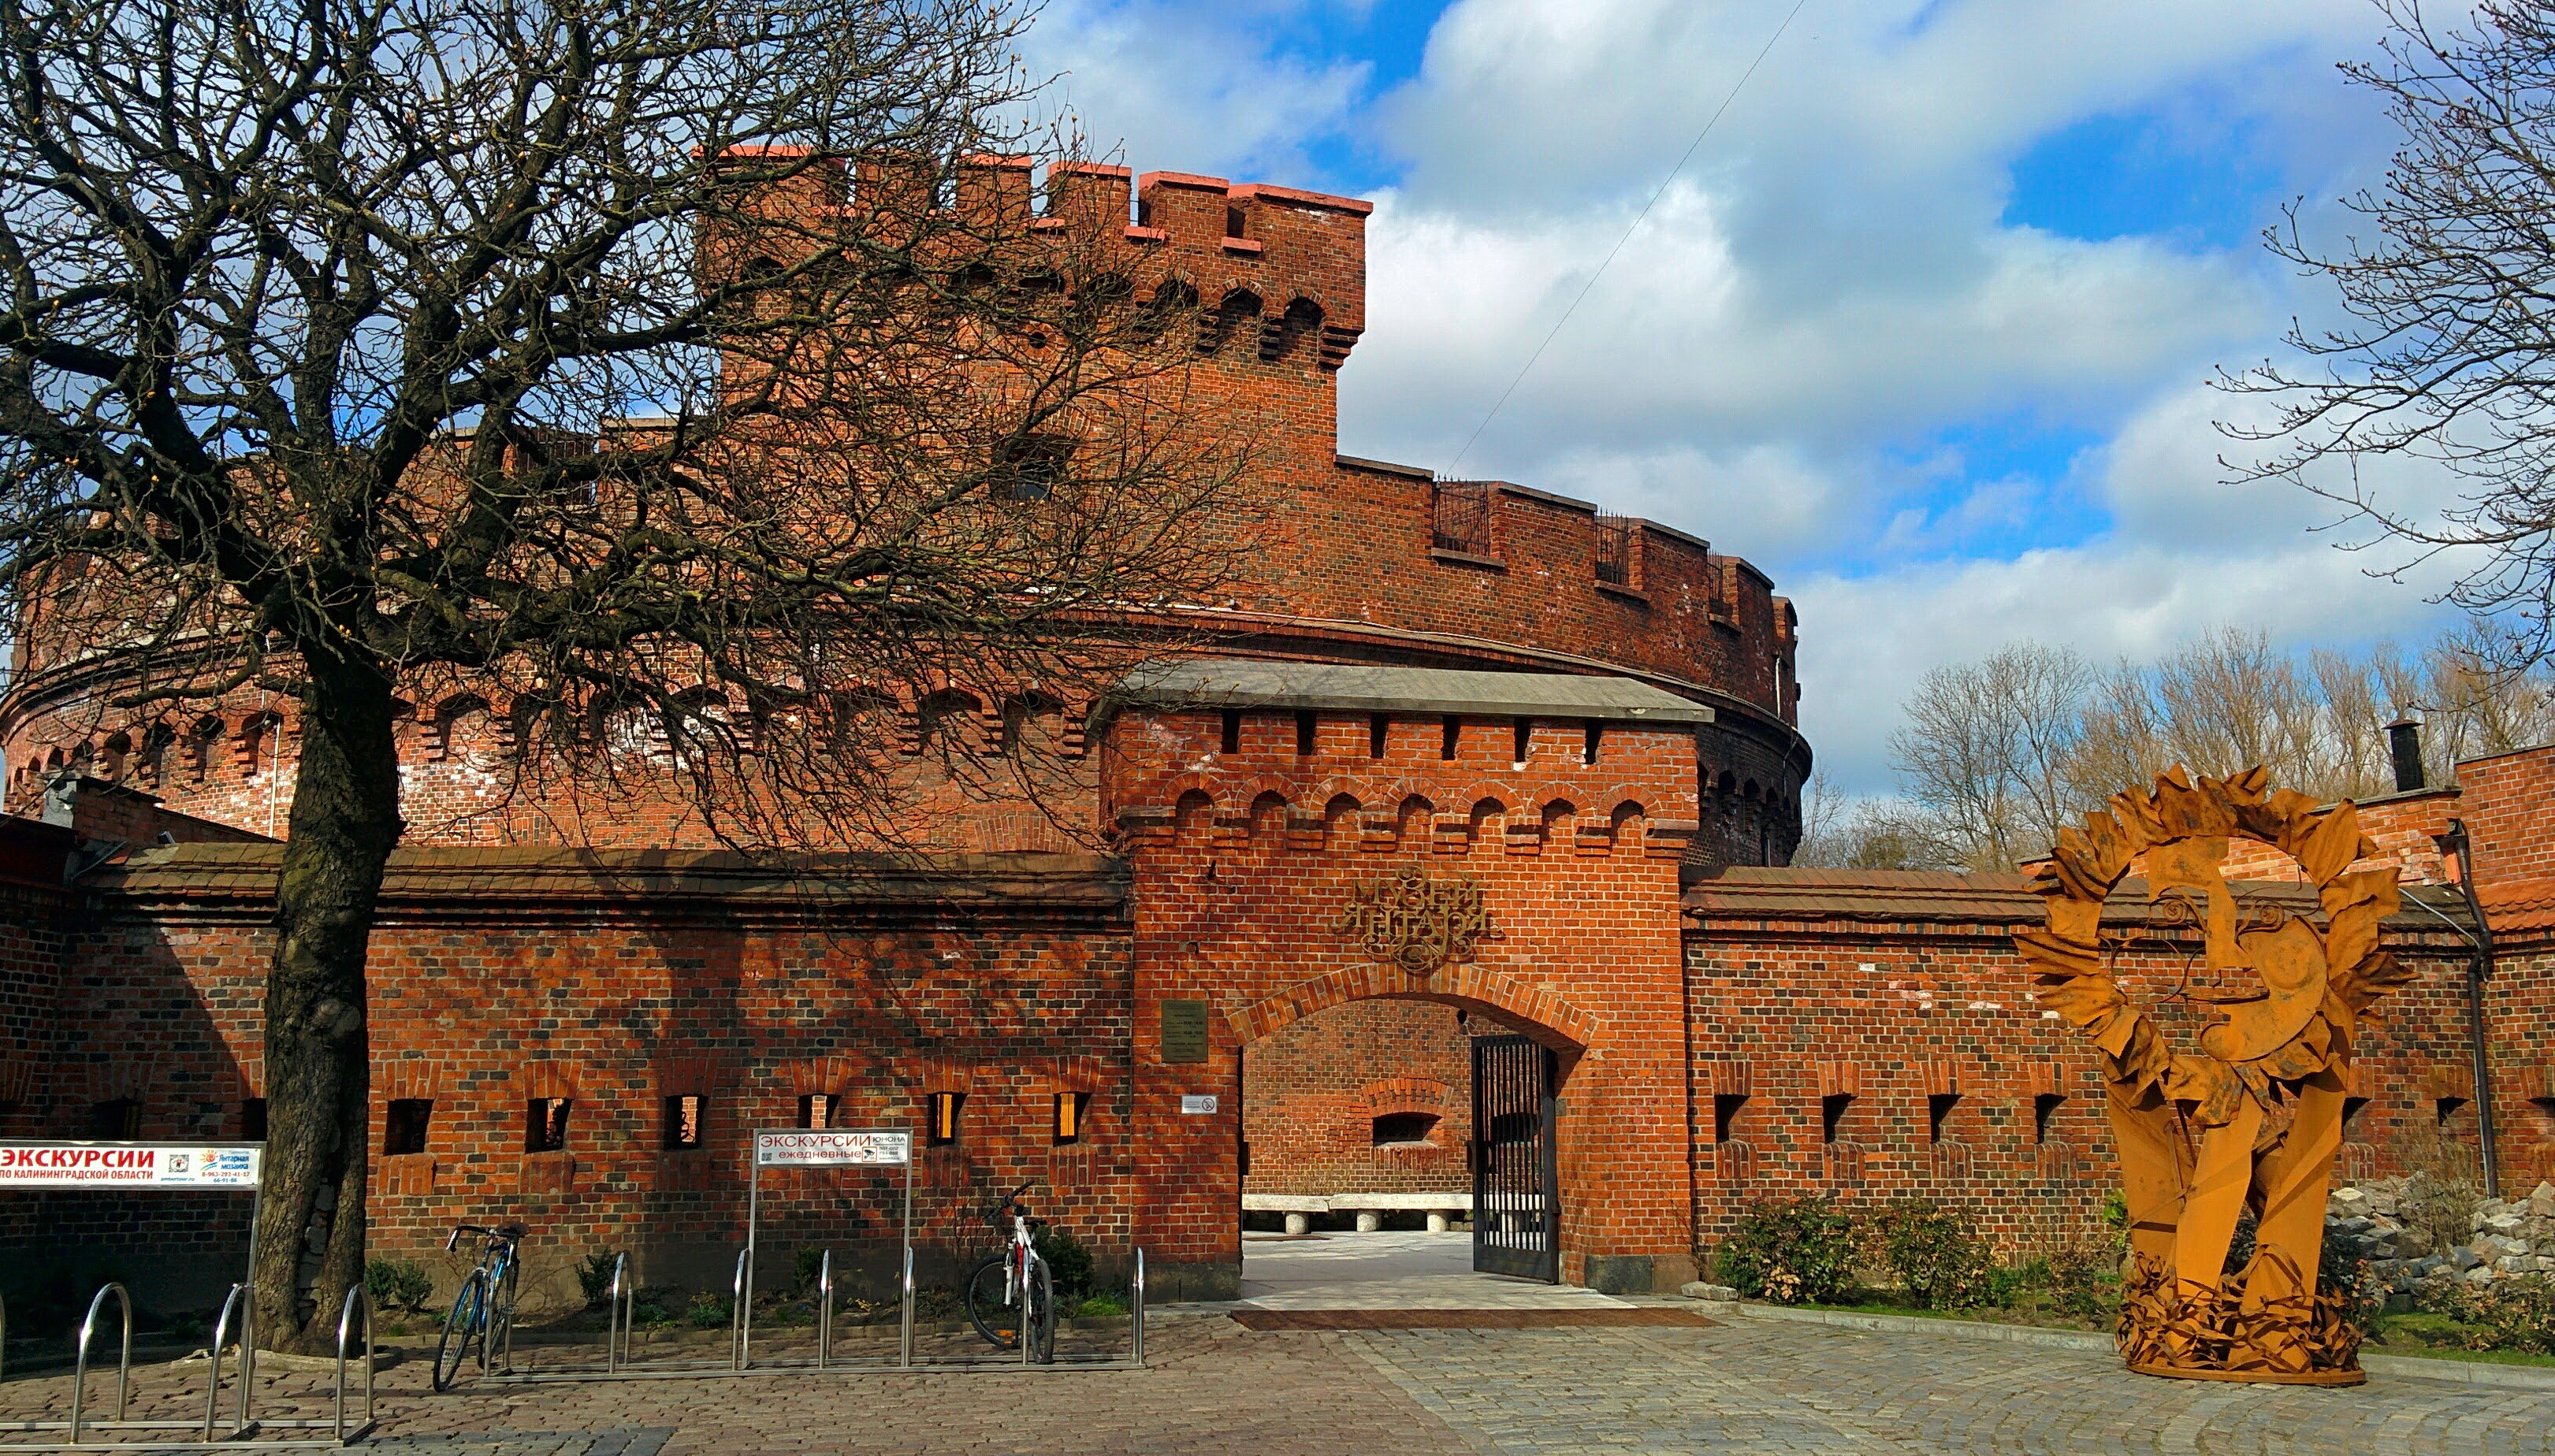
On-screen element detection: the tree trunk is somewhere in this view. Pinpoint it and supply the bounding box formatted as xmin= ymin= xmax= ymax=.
xmin=250 ymin=652 xmax=402 ymax=1353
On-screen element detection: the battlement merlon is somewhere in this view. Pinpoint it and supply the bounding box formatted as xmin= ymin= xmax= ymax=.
xmin=704 ymin=150 xmax=1371 ymax=369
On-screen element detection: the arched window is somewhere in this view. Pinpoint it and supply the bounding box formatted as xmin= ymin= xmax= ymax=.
xmin=1322 ymin=793 xmax=1362 ymax=852
xmin=1397 ymin=795 xmax=1434 ymax=849
xmin=1199 ymin=288 xmax=1262 ymax=354
xmin=1174 ymin=789 xmax=1214 ymax=843
xmin=1263 ymin=297 xmax=1324 ymax=362
xmin=1135 ymin=279 xmax=1196 ymax=342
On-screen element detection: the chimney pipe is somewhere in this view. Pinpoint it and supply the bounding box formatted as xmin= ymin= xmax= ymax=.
xmin=2387 ymin=715 xmax=2426 ymax=793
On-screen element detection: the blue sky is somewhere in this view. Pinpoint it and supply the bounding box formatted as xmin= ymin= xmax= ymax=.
xmin=1019 ymin=0 xmax=2475 ymax=792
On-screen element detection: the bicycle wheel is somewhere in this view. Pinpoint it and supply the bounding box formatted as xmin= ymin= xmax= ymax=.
xmin=962 ymin=1255 xmax=1020 ymax=1350
xmin=1025 ymin=1256 xmax=1056 ymax=1365
xmin=432 ymin=1269 xmax=489 ymax=1391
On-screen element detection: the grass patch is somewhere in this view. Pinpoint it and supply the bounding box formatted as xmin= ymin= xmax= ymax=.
xmin=2367 ymin=1313 xmax=2555 ymax=1368
xmin=1804 ymin=1287 xmax=2111 ymax=1332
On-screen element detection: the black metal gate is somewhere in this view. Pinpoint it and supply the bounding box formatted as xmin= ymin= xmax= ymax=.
xmin=1471 ymin=1034 xmax=1558 ymax=1282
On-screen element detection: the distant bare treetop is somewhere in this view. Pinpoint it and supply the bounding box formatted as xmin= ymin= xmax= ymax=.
xmin=2226 ymin=1 xmax=2555 ymax=667
xmin=1831 ymin=624 xmax=2555 ymax=874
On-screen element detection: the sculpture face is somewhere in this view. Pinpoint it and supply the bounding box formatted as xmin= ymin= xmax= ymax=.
xmin=2017 ymin=766 xmax=2415 ymax=1385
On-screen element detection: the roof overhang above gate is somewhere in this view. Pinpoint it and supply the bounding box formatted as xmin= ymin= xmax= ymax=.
xmin=1114 ymin=659 xmax=1713 ymax=725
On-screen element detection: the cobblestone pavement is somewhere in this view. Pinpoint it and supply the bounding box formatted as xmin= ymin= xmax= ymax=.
xmin=6 ymin=1311 xmax=2555 ymax=1453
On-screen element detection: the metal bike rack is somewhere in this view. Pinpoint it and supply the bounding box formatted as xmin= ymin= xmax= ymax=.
xmin=814 ymin=1252 xmax=834 ymax=1370
xmin=0 ymin=1142 xmax=385 ymax=1449
xmin=489 ymin=1128 xmax=1141 ymax=1384
xmin=898 ymin=1246 xmax=915 ymax=1368
xmin=203 ymin=1283 xmax=249 ymax=1440
xmin=492 ymin=1238 xmax=1147 ymax=1382
xmin=65 ymin=1283 xmax=131 ymax=1443
xmin=603 ymin=1253 xmax=633 ymax=1374
xmin=0 ymin=1278 xmax=370 ymax=1450
xmin=330 ymin=1285 xmax=376 ymax=1444
xmin=728 ymin=1249 xmax=751 ymax=1372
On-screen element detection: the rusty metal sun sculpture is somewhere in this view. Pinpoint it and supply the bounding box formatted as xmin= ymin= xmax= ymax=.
xmin=2017 ymin=766 xmax=2416 ymax=1384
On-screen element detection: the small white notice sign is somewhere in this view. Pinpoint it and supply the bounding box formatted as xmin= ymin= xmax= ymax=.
xmin=0 ymin=1142 xmax=261 ymax=1190
xmin=753 ymin=1129 xmax=911 ymax=1168
xmin=1179 ymin=1095 xmax=1219 ymax=1115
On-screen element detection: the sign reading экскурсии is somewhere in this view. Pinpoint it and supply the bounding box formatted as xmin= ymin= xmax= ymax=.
xmin=0 ymin=1142 xmax=262 ymax=1190
xmin=752 ymin=1129 xmax=912 ymax=1168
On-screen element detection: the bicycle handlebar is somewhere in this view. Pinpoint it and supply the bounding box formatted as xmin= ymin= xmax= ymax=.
xmin=445 ymin=1222 xmax=527 ymax=1253
xmin=985 ymin=1179 xmax=1039 ymax=1222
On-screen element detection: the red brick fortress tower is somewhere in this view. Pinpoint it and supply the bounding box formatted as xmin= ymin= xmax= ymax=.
xmin=0 ymin=160 xmax=1809 ymax=867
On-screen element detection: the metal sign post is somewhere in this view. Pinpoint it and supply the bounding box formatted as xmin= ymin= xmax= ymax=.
xmin=742 ymin=1127 xmax=912 ymax=1372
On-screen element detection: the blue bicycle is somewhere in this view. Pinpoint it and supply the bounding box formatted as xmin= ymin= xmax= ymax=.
xmin=433 ymin=1221 xmax=524 ymax=1391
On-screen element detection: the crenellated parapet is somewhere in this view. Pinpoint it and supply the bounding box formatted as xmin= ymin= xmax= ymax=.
xmin=707 ymin=150 xmax=1369 ymax=377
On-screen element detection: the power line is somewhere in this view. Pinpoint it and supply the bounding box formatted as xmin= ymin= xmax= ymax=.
xmin=1444 ymin=0 xmax=1812 ymax=478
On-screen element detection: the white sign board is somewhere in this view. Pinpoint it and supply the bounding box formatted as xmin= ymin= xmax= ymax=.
xmin=0 ymin=1142 xmax=261 ymax=1190
xmin=753 ymin=1129 xmax=911 ymax=1168
xmin=1180 ymin=1095 xmax=1219 ymax=1116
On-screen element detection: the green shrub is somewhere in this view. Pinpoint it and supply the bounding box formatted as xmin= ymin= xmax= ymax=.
xmin=793 ymin=1246 xmax=830 ymax=1293
xmin=1984 ymin=1257 xmax=2047 ymax=1311
xmin=576 ymin=1253 xmax=623 ymax=1309
xmin=1073 ymin=1291 xmax=1129 ymax=1318
xmin=363 ymin=1257 xmax=433 ymax=1313
xmin=1033 ymin=1225 xmax=1094 ymax=1299
xmin=1870 ymin=1200 xmax=1993 ymax=1310
xmin=1713 ymin=1194 xmax=1858 ymax=1306
xmin=2099 ymin=1189 xmax=2129 ymax=1237
xmin=629 ymin=1287 xmax=680 ymax=1328
xmin=2044 ymin=1239 xmax=2119 ymax=1322
xmin=2442 ymin=1275 xmax=2555 ymax=1354
xmin=2317 ymin=1246 xmax=2387 ymax=1335
xmin=686 ymin=1290 xmax=733 ymax=1328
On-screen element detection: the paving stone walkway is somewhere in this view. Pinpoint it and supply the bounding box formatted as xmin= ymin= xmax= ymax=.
xmin=1240 ymin=1230 xmax=1625 ymax=1310
xmin=5 ymin=1309 xmax=2554 ymax=1452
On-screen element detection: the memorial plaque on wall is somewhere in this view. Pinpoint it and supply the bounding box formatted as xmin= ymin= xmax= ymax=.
xmin=1159 ymin=998 xmax=1210 ymax=1064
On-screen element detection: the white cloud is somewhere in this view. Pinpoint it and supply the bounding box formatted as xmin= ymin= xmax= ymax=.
xmin=1017 ymin=0 xmax=2494 ymax=797
xmin=1017 ymin=0 xmax=1372 ymax=184
xmin=1340 ymin=185 xmax=2263 ymax=471
xmin=1795 ymin=378 xmax=2484 ymax=789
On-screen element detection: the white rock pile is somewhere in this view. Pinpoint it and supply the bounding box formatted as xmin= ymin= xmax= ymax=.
xmin=2325 ymin=1178 xmax=2555 ymax=1309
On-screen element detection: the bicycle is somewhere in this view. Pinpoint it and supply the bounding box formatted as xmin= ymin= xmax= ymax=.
xmin=433 ymin=1221 xmax=526 ymax=1391
xmin=961 ymin=1179 xmax=1054 ymax=1363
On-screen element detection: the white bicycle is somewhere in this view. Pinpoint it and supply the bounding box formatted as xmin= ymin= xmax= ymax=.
xmin=961 ymin=1179 xmax=1055 ymax=1362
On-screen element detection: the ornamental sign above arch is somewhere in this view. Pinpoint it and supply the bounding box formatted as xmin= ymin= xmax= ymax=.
xmin=2017 ymin=765 xmax=2416 ymax=1387
xmin=1337 ymin=871 xmax=1497 ymax=978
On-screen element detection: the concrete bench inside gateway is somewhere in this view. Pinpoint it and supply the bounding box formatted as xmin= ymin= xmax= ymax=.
xmin=1245 ymin=1191 xmax=1514 ymax=1235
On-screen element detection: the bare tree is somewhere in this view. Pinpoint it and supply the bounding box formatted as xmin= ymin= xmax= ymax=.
xmin=1787 ymin=787 xmax=1948 ymax=871
xmin=2226 ymin=1 xmax=2555 ymax=667
xmin=2422 ymin=617 xmax=2555 ymax=765
xmin=1886 ymin=641 xmax=2094 ymax=870
xmin=0 ymin=0 xmax=1255 ymax=1350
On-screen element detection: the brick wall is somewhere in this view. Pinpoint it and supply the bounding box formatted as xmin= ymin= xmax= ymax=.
xmin=1241 ymin=999 xmax=1475 ymax=1199
xmin=2494 ymin=949 xmax=2555 ymax=1192
xmin=2462 ymin=747 xmax=2555 ymax=884
xmin=10 ymin=845 xmax=1134 ymax=1310
xmin=1684 ymin=868 xmax=2486 ymax=1254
